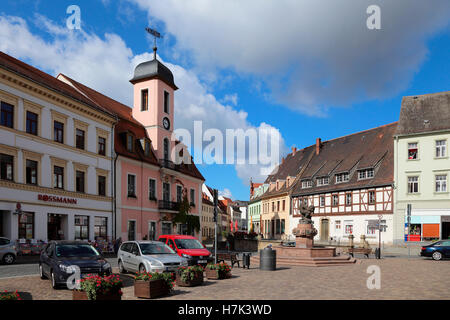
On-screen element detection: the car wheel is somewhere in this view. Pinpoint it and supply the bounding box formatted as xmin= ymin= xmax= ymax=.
xmin=118 ymin=260 xmax=126 ymax=274
xmin=39 ymin=264 xmax=47 ymax=279
xmin=139 ymin=264 xmax=147 ymax=274
xmin=51 ymin=271 xmax=59 ymax=289
xmin=432 ymin=251 xmax=443 ymax=261
xmin=2 ymin=253 xmax=15 ymax=265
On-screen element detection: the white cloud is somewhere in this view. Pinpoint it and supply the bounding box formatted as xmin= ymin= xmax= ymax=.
xmin=0 ymin=14 xmax=286 ymax=188
xmin=219 ymin=188 xmax=233 ymax=199
xmin=130 ymin=0 xmax=450 ymax=115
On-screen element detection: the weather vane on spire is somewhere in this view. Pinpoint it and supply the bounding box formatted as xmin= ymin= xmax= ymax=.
xmin=145 ymin=27 xmax=162 ymax=60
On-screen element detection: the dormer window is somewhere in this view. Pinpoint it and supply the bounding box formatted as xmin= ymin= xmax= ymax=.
xmin=358 ymin=168 xmax=374 ymax=180
xmin=316 ymin=176 xmax=329 ymax=186
xmin=127 ymin=134 xmax=134 ymax=152
xmin=141 ymin=138 xmax=151 ymax=157
xmin=335 ymin=172 xmax=349 ymax=183
xmin=302 ymin=180 xmax=312 ymax=188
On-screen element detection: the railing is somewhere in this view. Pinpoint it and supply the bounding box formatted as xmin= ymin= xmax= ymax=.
xmin=158 ymin=200 xmax=180 ymax=211
xmin=159 ymin=159 xmax=178 ymax=170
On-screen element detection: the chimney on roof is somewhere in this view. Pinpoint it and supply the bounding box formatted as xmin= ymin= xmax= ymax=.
xmin=316 ymin=138 xmax=322 ymax=155
xmin=291 ymin=146 xmax=297 ymax=155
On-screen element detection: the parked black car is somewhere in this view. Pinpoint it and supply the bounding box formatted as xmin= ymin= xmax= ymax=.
xmin=39 ymin=241 xmax=112 ymax=289
xmin=420 ymin=240 xmax=450 ymax=260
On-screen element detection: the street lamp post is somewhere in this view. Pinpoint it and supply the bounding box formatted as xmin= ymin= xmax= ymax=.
xmin=377 ymin=214 xmax=383 ymax=259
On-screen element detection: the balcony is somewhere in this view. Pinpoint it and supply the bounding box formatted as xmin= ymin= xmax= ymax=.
xmin=159 ymin=159 xmax=179 ymax=170
xmin=158 ymin=200 xmax=180 ymax=211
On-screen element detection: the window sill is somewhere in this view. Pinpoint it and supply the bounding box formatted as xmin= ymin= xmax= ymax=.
xmin=406 ymin=193 xmax=421 ymax=195
xmin=433 ymin=192 xmax=449 ymax=195
xmin=433 ymin=156 xmax=448 ymax=160
xmin=127 ymin=195 xmax=137 ymax=199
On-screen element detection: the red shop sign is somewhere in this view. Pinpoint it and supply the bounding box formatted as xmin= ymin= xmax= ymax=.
xmin=37 ymin=194 xmax=77 ymax=204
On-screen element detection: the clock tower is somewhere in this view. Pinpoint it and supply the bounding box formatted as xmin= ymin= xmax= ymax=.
xmin=130 ymin=48 xmax=178 ymax=161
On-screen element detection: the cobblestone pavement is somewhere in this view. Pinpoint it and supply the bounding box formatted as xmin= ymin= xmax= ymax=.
xmin=0 ymin=258 xmax=448 ymax=300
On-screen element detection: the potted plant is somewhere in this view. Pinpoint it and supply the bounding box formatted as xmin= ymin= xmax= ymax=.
xmin=134 ymin=272 xmax=174 ymax=299
xmin=73 ymin=274 xmax=123 ymax=300
xmin=205 ymin=263 xmax=232 ymax=280
xmin=176 ymin=265 xmax=204 ymax=287
xmin=0 ymin=291 xmax=21 ymax=300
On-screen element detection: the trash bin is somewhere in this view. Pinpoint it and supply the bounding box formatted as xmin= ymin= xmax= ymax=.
xmin=242 ymin=253 xmax=250 ymax=269
xmin=260 ymin=247 xmax=276 ymax=270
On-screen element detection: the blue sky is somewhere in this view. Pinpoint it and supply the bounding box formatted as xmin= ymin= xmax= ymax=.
xmin=1 ymin=0 xmax=449 ymax=200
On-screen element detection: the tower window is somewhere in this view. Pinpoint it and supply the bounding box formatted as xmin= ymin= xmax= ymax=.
xmin=163 ymin=138 xmax=169 ymax=161
xmin=141 ymin=89 xmax=148 ymax=111
xmin=164 ymin=91 xmax=169 ymax=114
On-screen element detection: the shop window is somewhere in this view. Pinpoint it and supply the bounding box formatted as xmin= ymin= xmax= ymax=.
xmin=53 ymin=166 xmax=64 ymax=189
xmin=0 ymin=154 xmax=14 ymax=181
xmin=26 ymin=159 xmax=38 ymax=185
xmin=408 ymin=143 xmax=418 ymax=160
xmin=344 ymin=222 xmax=353 ymax=235
xmin=408 ymin=176 xmax=419 ymax=194
xmin=76 ymin=129 xmax=85 ymax=150
xmin=75 ymin=215 xmax=89 ymax=240
xmin=94 ymin=217 xmax=107 ymax=240
xmin=54 ymin=121 xmax=64 ymax=143
xmin=127 ymin=174 xmax=136 ymax=197
xmin=26 ymin=111 xmax=38 ymax=135
xmin=98 ymin=175 xmax=106 ymax=196
xmin=0 ymin=101 xmax=14 ymax=128
xmin=98 ymin=137 xmax=106 ymax=156
xmin=18 ymin=212 xmax=34 ymax=239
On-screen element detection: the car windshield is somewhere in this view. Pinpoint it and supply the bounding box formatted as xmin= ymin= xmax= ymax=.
xmin=55 ymin=244 xmax=100 ymax=257
xmin=174 ymin=238 xmax=204 ymax=249
xmin=139 ymin=242 xmax=175 ymax=255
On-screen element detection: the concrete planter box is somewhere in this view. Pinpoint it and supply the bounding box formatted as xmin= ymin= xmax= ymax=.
xmin=134 ymin=279 xmax=170 ymax=299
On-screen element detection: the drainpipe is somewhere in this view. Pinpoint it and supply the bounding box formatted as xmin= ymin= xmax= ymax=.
xmin=112 ymin=122 xmax=117 ymax=241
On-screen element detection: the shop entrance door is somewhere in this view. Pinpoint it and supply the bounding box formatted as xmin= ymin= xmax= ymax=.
xmin=442 ymin=221 xmax=450 ymax=240
xmin=320 ymin=219 xmax=329 ymax=241
xmin=48 ymin=214 xmax=65 ymax=240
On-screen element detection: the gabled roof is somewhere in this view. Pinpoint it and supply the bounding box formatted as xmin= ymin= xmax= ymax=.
xmin=292 ymin=122 xmax=397 ymax=196
xmin=396 ymin=91 xmax=450 ymax=136
xmin=0 ymin=52 xmax=116 ymax=120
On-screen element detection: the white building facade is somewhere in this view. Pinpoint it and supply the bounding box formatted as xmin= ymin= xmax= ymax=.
xmin=0 ymin=53 xmax=116 ymax=243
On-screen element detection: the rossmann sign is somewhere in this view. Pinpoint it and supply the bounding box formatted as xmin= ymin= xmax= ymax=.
xmin=37 ymin=194 xmax=77 ymax=204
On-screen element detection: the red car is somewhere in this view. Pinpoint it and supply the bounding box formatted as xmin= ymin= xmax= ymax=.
xmin=158 ymin=235 xmax=212 ymax=266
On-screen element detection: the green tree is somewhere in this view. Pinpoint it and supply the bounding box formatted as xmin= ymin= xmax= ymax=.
xmin=172 ymin=193 xmax=200 ymax=235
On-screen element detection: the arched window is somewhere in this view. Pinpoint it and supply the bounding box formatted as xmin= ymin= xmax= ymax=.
xmin=163 ymin=138 xmax=169 ymax=161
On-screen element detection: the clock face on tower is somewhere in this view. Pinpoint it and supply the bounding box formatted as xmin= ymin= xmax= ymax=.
xmin=163 ymin=117 xmax=170 ymax=130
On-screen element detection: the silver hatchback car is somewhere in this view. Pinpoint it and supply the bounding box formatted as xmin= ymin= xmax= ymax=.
xmin=0 ymin=237 xmax=17 ymax=264
xmin=118 ymin=241 xmax=188 ymax=274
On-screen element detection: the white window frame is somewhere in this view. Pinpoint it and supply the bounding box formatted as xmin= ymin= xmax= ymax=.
xmin=435 ymin=140 xmax=446 ymax=158
xmin=407 ymin=176 xmax=419 ymax=194
xmin=435 ymin=174 xmax=447 ymax=193
xmin=302 ymin=180 xmax=312 ymax=188
xmin=408 ymin=142 xmax=418 ymax=160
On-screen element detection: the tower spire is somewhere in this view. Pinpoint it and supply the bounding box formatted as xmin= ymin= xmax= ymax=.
xmin=145 ymin=27 xmax=162 ymax=60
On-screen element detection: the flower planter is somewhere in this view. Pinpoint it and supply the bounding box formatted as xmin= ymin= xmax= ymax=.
xmin=134 ymin=279 xmax=170 ymax=299
xmin=205 ymin=268 xmax=231 ymax=280
xmin=72 ymin=290 xmax=122 ymax=300
xmin=176 ymin=271 xmax=204 ymax=287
